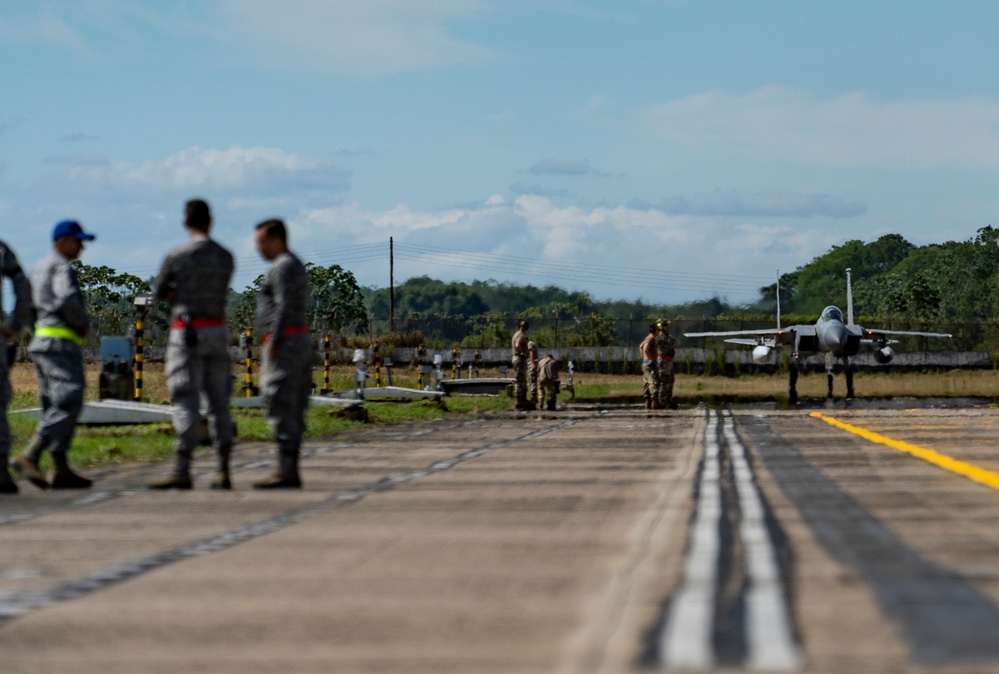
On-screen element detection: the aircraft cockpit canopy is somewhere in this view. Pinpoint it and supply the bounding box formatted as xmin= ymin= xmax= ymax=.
xmin=821 ymin=306 xmax=844 ymax=323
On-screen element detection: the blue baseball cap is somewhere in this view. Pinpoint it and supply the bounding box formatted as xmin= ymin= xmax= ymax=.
xmin=52 ymin=220 xmax=96 ymax=242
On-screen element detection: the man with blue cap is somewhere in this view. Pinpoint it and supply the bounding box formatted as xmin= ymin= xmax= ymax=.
xmin=10 ymin=220 xmax=95 ymax=489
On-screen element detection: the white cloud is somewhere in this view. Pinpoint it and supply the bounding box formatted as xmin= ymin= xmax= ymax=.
xmin=529 ymin=158 xmax=592 ymax=176
xmin=0 ymin=10 xmax=84 ymax=48
xmin=216 ymin=0 xmax=494 ymax=75
xmin=645 ymin=86 xmax=999 ymax=170
xmin=654 ymin=189 xmax=866 ymax=218
xmin=63 ymin=146 xmax=350 ymax=194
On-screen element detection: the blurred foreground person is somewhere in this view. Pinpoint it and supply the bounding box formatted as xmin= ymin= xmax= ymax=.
xmin=11 ymin=221 xmax=95 ymax=490
xmin=149 ymin=199 xmax=235 ymax=490
xmin=0 ymin=240 xmax=34 ymax=494
xmin=252 ymin=219 xmax=311 ymax=489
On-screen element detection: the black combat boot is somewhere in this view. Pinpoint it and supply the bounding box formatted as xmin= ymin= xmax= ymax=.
xmin=148 ymin=451 xmax=192 ymax=490
xmin=49 ymin=452 xmax=93 ymax=490
xmin=0 ymin=463 xmax=17 ymax=494
xmin=210 ymin=447 xmax=232 ymax=490
xmin=10 ymin=435 xmax=49 ymax=490
xmin=253 ymin=452 xmax=301 ymax=489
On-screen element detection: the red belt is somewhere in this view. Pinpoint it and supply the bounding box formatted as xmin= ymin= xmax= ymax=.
xmin=658 ymin=356 xmax=674 ymax=361
xmin=171 ymin=318 xmax=226 ymax=329
xmin=262 ymin=325 xmax=310 ymax=343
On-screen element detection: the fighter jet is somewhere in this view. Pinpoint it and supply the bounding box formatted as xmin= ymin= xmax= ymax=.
xmin=684 ymin=269 xmax=952 ymax=403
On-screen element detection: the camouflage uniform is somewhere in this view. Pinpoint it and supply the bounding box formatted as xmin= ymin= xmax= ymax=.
xmin=537 ymin=355 xmax=559 ymax=411
xmin=255 ymin=250 xmax=311 ymax=488
xmin=639 ymin=331 xmax=658 ymax=409
xmin=511 ymin=327 xmax=530 ymax=408
xmin=0 ymin=242 xmax=33 ymax=493
xmin=655 ymin=322 xmax=678 ymax=408
xmin=152 ymin=236 xmax=235 ymax=488
xmin=527 ymin=340 xmax=539 ymax=403
xmin=28 ymin=252 xmax=90 ymax=471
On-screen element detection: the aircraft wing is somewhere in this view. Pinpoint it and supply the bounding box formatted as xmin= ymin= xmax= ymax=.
xmin=723 ymin=337 xmax=773 ymax=346
xmin=684 ymin=328 xmax=784 ymax=338
xmin=860 ymin=328 xmax=952 ymax=339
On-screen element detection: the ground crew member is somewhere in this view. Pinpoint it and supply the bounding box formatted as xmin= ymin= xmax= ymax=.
xmin=148 ymin=199 xmax=235 ymax=490
xmin=252 ymin=219 xmax=312 ymax=489
xmin=511 ymin=320 xmax=533 ymax=410
xmin=639 ymin=323 xmax=659 ymax=411
xmin=0 ymin=240 xmax=34 ymax=494
xmin=527 ymin=339 xmax=539 ymax=405
xmin=537 ymin=353 xmax=559 ymax=411
xmin=655 ymin=318 xmax=678 ymax=409
xmin=10 ymin=221 xmax=95 ymax=490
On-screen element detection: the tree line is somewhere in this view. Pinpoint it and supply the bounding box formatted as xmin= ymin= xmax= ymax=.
xmin=61 ymin=262 xmax=369 ymax=347
xmin=10 ymin=226 xmax=998 ymax=352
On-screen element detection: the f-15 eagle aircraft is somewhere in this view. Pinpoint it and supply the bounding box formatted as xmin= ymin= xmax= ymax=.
xmin=684 ymin=268 xmax=952 ymax=403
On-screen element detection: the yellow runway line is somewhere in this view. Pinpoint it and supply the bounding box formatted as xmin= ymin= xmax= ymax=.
xmin=810 ymin=412 xmax=999 ymax=492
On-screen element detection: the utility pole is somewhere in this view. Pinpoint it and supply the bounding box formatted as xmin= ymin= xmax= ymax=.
xmin=389 ymin=237 xmax=395 ymax=334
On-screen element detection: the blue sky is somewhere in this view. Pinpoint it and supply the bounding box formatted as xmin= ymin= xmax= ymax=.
xmin=3 ymin=1 xmax=999 ymax=307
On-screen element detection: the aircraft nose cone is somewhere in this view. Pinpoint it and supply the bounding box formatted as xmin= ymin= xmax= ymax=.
xmin=822 ymin=323 xmax=848 ymax=352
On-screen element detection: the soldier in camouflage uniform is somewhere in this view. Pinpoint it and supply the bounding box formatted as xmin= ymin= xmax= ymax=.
xmin=537 ymin=353 xmax=560 ymax=411
xmin=527 ymin=339 xmax=539 ymax=405
xmin=10 ymin=221 xmax=95 ymax=490
xmin=639 ymin=323 xmax=658 ymax=411
xmin=655 ymin=318 xmax=678 ymax=409
xmin=252 ymin=219 xmax=312 ymax=489
xmin=149 ymin=200 xmax=235 ymax=490
xmin=511 ymin=320 xmax=533 ymax=410
xmin=0 ymin=240 xmax=34 ymax=494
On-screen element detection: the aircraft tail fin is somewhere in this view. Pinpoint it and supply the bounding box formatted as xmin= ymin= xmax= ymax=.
xmin=846 ymin=267 xmax=854 ymax=325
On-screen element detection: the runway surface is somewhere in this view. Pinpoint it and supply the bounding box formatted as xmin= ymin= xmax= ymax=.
xmin=3 ymin=400 xmax=999 ymax=673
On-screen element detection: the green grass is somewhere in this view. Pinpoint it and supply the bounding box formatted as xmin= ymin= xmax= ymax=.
xmin=6 ymin=393 xmax=513 ymax=471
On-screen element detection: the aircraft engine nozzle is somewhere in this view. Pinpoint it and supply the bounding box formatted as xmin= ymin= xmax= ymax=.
xmin=875 ymin=346 xmax=894 ymax=364
xmin=752 ymin=345 xmax=772 ymax=364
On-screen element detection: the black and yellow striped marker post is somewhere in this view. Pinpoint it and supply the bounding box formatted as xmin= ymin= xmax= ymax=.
xmin=373 ymin=341 xmax=382 ymax=388
xmin=133 ymin=315 xmax=144 ymax=401
xmin=245 ymin=328 xmax=255 ymax=397
xmin=321 ymin=333 xmax=331 ymax=394
xmin=451 ymin=345 xmax=458 ymax=379
xmin=417 ymin=344 xmax=426 ymax=389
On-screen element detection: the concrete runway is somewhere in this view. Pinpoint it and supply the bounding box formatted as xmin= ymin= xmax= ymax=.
xmin=3 ymin=400 xmax=999 ymax=673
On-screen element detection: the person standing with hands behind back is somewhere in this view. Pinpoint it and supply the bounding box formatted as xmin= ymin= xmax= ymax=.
xmin=252 ymin=219 xmax=312 ymax=489
xmin=148 ymin=199 xmax=235 ymax=490
xmin=11 ymin=221 xmax=95 ymax=490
